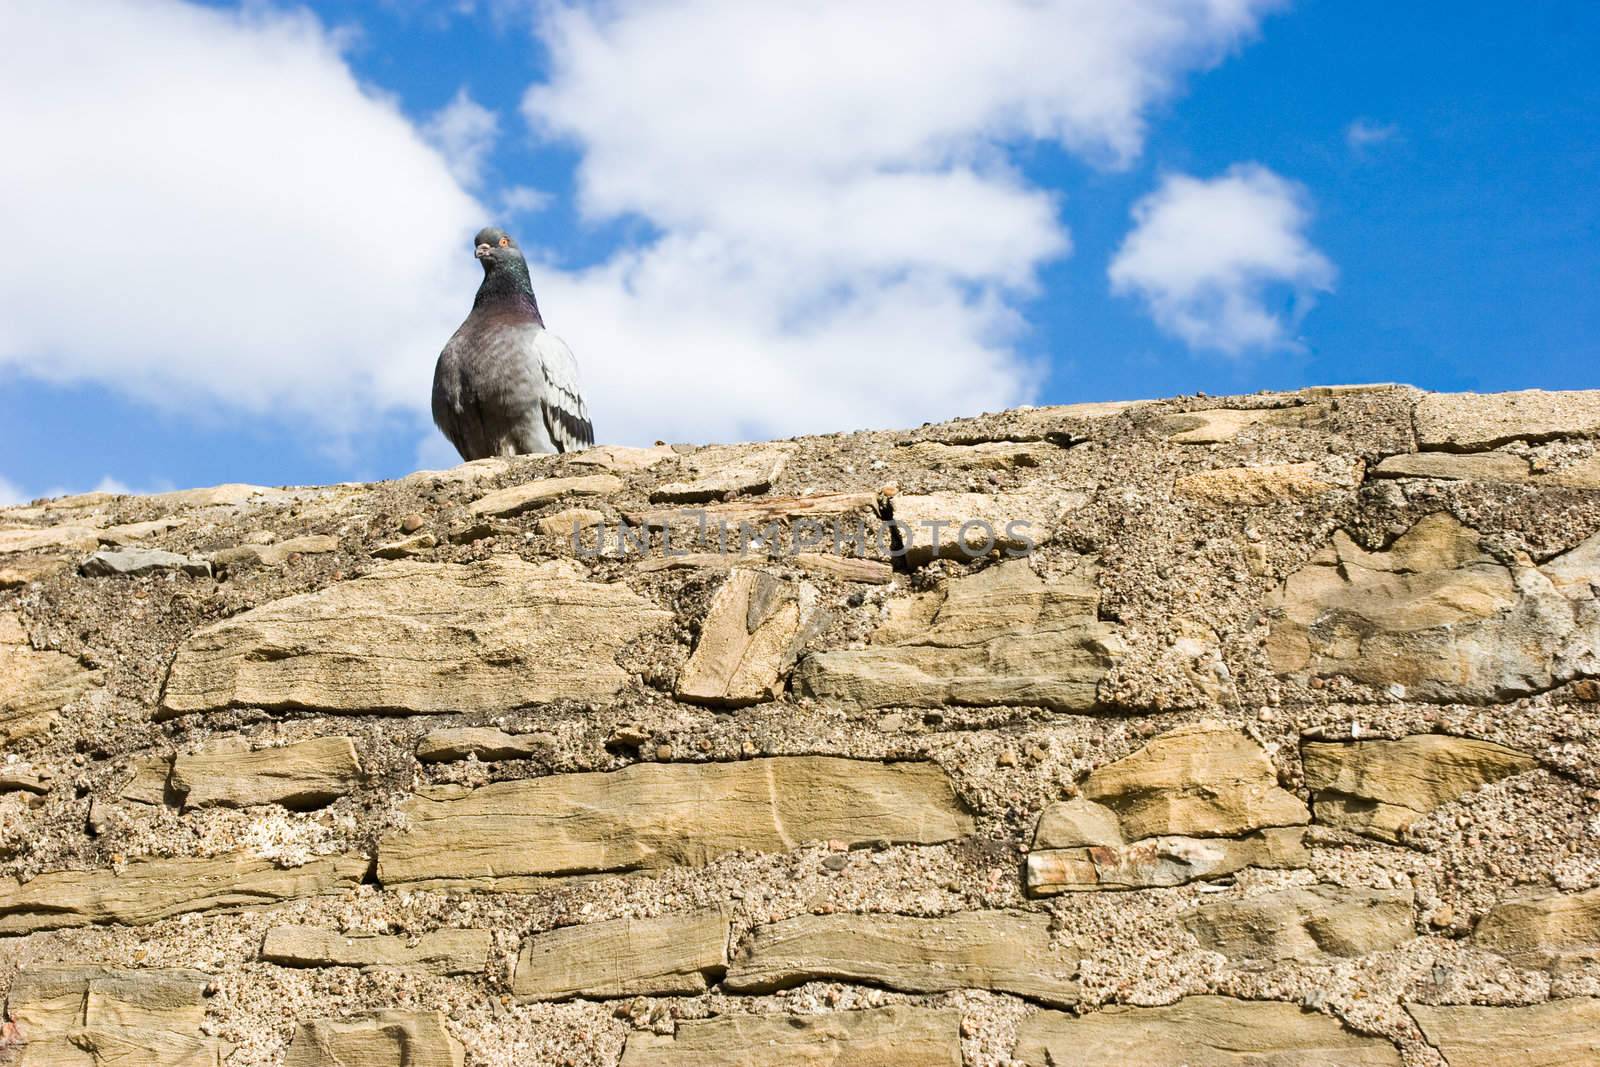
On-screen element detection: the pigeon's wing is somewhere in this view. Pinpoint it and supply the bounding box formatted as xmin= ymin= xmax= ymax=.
xmin=529 ymin=328 xmax=594 ymax=453
xmin=431 ymin=331 xmax=482 ymax=461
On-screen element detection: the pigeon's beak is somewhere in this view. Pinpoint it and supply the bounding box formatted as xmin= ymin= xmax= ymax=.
xmin=475 ymin=243 xmax=492 ymax=260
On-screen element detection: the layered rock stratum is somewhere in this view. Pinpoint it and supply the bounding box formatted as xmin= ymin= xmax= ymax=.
xmin=1 ymin=384 xmax=1598 ymax=1065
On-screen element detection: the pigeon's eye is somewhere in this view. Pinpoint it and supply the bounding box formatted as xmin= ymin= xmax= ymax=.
xmin=498 ymin=236 xmax=511 ymax=247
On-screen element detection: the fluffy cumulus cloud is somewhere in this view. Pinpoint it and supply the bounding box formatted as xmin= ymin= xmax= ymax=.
xmin=0 ymin=474 xmax=26 ymax=507
xmin=0 ymin=0 xmax=483 ymax=431
xmin=422 ymin=88 xmax=500 ymax=187
xmin=1108 ymin=164 xmax=1335 ymax=354
xmin=525 ymin=0 xmax=1285 ymax=442
xmin=0 ymin=0 xmax=1284 ymax=465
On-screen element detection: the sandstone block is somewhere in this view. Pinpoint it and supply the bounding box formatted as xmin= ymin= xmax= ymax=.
xmin=1015 ymin=996 xmax=1402 ymax=1066
xmin=415 ymin=727 xmax=552 ymax=763
xmin=1406 ymin=999 xmax=1600 ymax=1067
xmin=1182 ymin=884 xmax=1415 ymax=962
xmin=169 ymin=736 xmax=361 ymax=810
xmin=619 ymin=1005 xmax=962 ymax=1067
xmin=1154 ymin=402 xmax=1330 ymax=445
xmin=159 ymin=557 xmax=671 ymax=717
xmin=1301 ymin=734 xmax=1536 ymax=843
xmin=1027 ymin=724 xmax=1309 ymax=895
xmin=12 ymin=1029 xmax=223 ymax=1066
xmin=1175 ymin=462 xmax=1351 ymax=505
xmin=724 ymin=909 xmax=1079 ymax=1006
xmin=262 ymin=925 xmax=490 ymax=975
xmin=536 ymin=506 xmax=605 ymax=538
xmin=513 ymin=905 xmax=729 ymax=1001
xmin=1472 ymin=887 xmax=1600 ymax=972
xmin=796 ymin=559 xmax=1120 ymax=712
xmin=0 ymin=852 xmax=366 ymax=935
xmin=676 ymin=570 xmax=821 ymax=707
xmin=211 ymin=534 xmax=339 ymax=568
xmin=569 ymin=444 xmax=676 ymax=473
xmin=1027 ymin=828 xmax=1308 ymax=895
xmin=1266 ymin=513 xmax=1600 ymax=703
xmin=1414 ymin=389 xmax=1600 ymax=450
xmin=887 ymin=491 xmax=1068 ymax=564
xmin=626 ymin=491 xmax=875 ymax=531
xmin=899 ymin=441 xmax=1057 ymax=469
xmin=650 ymin=444 xmax=792 ymax=503
xmin=5 ymin=964 xmax=222 ymax=1067
xmin=377 ymin=756 xmax=971 ymax=889
xmin=1 ymin=612 xmax=103 ymax=744
xmin=7 ymin=964 xmax=210 ymax=1032
xmin=284 ymin=1010 xmax=463 ymax=1067
xmin=468 ymin=474 xmax=624 ymax=518
xmin=0 ymin=525 xmax=102 ymax=555
xmin=80 ymin=547 xmax=211 ymax=578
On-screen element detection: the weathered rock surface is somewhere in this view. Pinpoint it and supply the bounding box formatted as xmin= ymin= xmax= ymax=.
xmin=80 ymin=547 xmax=211 ymax=578
xmin=377 ymin=757 xmax=971 ymax=889
xmin=650 ymin=444 xmax=792 ymax=503
xmin=468 ymin=474 xmax=624 ymax=518
xmin=1182 ymin=884 xmax=1415 ymax=962
xmin=0 ymin=852 xmax=366 ymax=934
xmin=262 ymin=925 xmax=491 ymax=975
xmin=159 ymin=557 xmax=671 ymax=716
xmin=1301 ymin=734 xmax=1537 ymax=842
xmin=1266 ymin=513 xmax=1600 ymax=702
xmin=619 ymin=1005 xmax=962 ymax=1067
xmin=168 ymin=735 xmax=361 ymax=810
xmin=211 ymin=534 xmax=339 ymax=568
xmin=513 ymin=905 xmax=729 ymax=1001
xmin=4 ymin=385 xmax=1600 ymax=1063
xmin=796 ymin=559 xmax=1120 ymax=712
xmin=1028 ymin=724 xmax=1309 ymax=894
xmin=1 ymin=611 xmax=103 ymax=743
xmin=1414 ymin=388 xmax=1600 ymax=450
xmin=414 ymin=727 xmax=551 ymax=763
xmin=1406 ymin=999 xmax=1600 ymax=1067
xmin=676 ymin=570 xmax=821 ymax=707
xmin=724 ymin=909 xmax=1079 ymax=1006
xmin=1472 ymin=887 xmax=1600 ymax=972
xmin=283 ymin=1010 xmax=464 ymax=1067
xmin=1015 ymin=996 xmax=1403 ymax=1066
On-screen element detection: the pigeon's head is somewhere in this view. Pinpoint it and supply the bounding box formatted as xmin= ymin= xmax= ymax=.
xmin=473 ymin=227 xmax=524 ymax=271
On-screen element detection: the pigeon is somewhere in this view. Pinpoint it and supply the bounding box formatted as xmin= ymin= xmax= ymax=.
xmin=431 ymin=227 xmax=593 ymax=459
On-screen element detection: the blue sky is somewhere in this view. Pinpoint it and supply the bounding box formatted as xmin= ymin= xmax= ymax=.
xmin=2 ymin=1 xmax=1597 ymax=501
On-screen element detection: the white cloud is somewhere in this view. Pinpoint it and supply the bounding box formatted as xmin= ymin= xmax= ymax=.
xmin=0 ymin=475 xmax=26 ymax=507
xmin=422 ymin=88 xmax=500 ymax=187
xmin=1108 ymin=164 xmax=1335 ymax=354
xmin=1346 ymin=118 xmax=1399 ymax=150
xmin=0 ymin=0 xmax=483 ymax=433
xmin=0 ymin=0 xmax=1284 ymax=467
xmin=499 ymin=184 xmax=553 ymax=216
xmin=518 ymin=0 xmax=1284 ymax=443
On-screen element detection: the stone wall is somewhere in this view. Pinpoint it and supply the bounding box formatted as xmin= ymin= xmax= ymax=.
xmin=1 ymin=385 xmax=1598 ymax=1065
